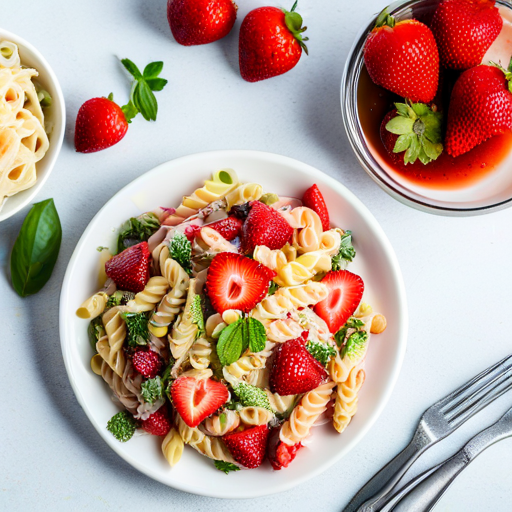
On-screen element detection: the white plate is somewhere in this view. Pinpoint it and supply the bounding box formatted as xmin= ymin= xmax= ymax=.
xmin=0 ymin=29 xmax=66 ymax=222
xmin=59 ymin=150 xmax=408 ymax=498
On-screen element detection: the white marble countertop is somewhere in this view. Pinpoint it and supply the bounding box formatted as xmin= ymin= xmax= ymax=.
xmin=2 ymin=0 xmax=512 ymax=510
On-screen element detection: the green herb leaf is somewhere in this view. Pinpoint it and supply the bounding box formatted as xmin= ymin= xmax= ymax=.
xmin=134 ymin=81 xmax=158 ymax=121
xmin=121 ymin=312 xmax=150 ymax=347
xmin=107 ymin=411 xmax=137 ymax=442
xmin=106 ymin=290 xmax=136 ymax=308
xmin=143 ymin=61 xmax=164 ymax=79
xmin=121 ymin=99 xmax=139 ymax=124
xmin=145 ymin=78 xmax=168 ymax=91
xmin=247 ymin=317 xmax=266 ymax=353
xmin=331 ymin=230 xmax=356 ymax=271
xmin=334 ymin=316 xmax=365 ymax=347
xmin=117 ymin=212 xmax=160 ymax=254
xmin=141 ymin=376 xmax=163 ymax=404
xmin=341 ymin=330 xmax=369 ymax=360
xmin=268 ymin=281 xmax=279 ymax=296
xmin=233 ymin=382 xmax=274 ymax=412
xmin=121 ymin=58 xmax=142 ymax=80
xmin=10 ymin=199 xmax=62 ymax=297
xmin=214 ymin=460 xmax=240 ymax=474
xmin=88 ymin=316 xmax=105 ymax=351
xmin=217 ymin=320 xmax=245 ymax=366
xmin=169 ymin=232 xmax=192 ymax=275
xmin=306 ymin=340 xmax=336 ymax=366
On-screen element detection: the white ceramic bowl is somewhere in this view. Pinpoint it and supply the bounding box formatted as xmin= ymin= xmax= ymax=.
xmin=59 ymin=150 xmax=408 ymax=498
xmin=0 ymin=29 xmax=66 ymax=222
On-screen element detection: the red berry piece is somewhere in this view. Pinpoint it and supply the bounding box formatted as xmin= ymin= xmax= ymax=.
xmin=140 ymin=406 xmax=172 ymax=436
xmin=267 ymin=427 xmax=302 ymax=470
xmin=302 ymin=184 xmax=330 ymax=231
xmin=104 ymin=242 xmax=151 ymax=293
xmin=132 ymin=349 xmax=163 ymax=379
xmin=223 ymin=425 xmax=269 ymax=468
xmin=206 ymin=216 xmax=243 ymax=241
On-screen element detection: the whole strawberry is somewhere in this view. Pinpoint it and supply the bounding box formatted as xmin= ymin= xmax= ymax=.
xmin=445 ymin=64 xmax=512 ymax=157
xmin=75 ymin=97 xmax=128 ymax=153
xmin=431 ymin=0 xmax=502 ymax=70
xmin=75 ymin=59 xmax=168 ymax=153
xmin=363 ymin=9 xmax=439 ymax=103
xmin=241 ymin=200 xmax=293 ymax=254
xmin=167 ymin=0 xmax=237 ymax=46
xmin=105 ymin=241 xmax=151 ymax=293
xmin=380 ymin=102 xmax=443 ymax=167
xmin=223 ymin=425 xmax=269 ymax=468
xmin=140 ymin=406 xmax=172 ymax=436
xmin=239 ymin=2 xmax=308 ymax=82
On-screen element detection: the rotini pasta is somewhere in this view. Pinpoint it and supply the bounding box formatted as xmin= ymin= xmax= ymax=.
xmin=225 ymin=182 xmax=263 ymax=209
xmin=266 ymin=391 xmax=297 ymax=415
xmin=97 ymin=306 xmax=127 ymax=377
xmin=162 ymin=428 xmax=184 ymax=467
xmin=253 ymin=245 xmax=288 ymax=273
xmin=239 ymin=406 xmax=274 ymax=426
xmin=76 ymin=292 xmax=108 ymax=319
xmin=280 ymin=207 xmax=324 ymax=254
xmin=333 ymin=367 xmax=365 ymax=433
xmin=266 ymin=318 xmax=303 ymax=343
xmin=274 ymin=281 xmax=329 ymax=309
xmin=189 ymin=337 xmax=212 ymax=370
xmin=127 ymin=276 xmax=169 ymax=313
xmin=202 ymin=410 xmax=240 ymax=436
xmin=274 ymin=252 xmax=332 ymax=286
xmin=280 ymin=381 xmax=336 ymax=446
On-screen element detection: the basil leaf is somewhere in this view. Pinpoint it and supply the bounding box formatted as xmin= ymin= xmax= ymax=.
xmin=248 ymin=317 xmax=266 ymax=353
xmin=145 ymin=78 xmax=168 ymax=91
xmin=143 ymin=61 xmax=164 ymax=79
xmin=217 ymin=319 xmax=245 ymax=366
xmin=10 ymin=199 xmax=62 ymax=297
xmin=134 ymin=81 xmax=158 ymax=121
xmin=121 ymin=58 xmax=142 ymax=80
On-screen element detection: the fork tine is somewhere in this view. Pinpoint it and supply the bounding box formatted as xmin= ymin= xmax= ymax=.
xmin=448 ymin=377 xmax=512 ymax=428
xmin=443 ymin=365 xmax=512 ymax=417
xmin=437 ymin=354 xmax=512 ymax=412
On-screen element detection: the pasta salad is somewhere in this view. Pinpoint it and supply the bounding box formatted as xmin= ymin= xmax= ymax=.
xmin=76 ymin=169 xmax=387 ymax=472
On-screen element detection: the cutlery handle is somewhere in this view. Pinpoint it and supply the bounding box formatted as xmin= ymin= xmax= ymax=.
xmin=343 ymin=429 xmax=431 ymax=512
xmin=389 ymin=451 xmax=468 ymax=512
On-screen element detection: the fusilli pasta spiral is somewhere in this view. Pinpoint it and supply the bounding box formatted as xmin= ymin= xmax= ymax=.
xmin=202 ymin=410 xmax=240 ymax=436
xmin=189 ymin=337 xmax=212 ymax=370
xmin=162 ymin=428 xmax=184 ymax=467
xmin=127 ymin=276 xmax=169 ymax=313
xmin=97 ymin=306 xmax=127 ymax=377
xmin=239 ymin=406 xmax=274 ymax=426
xmin=225 ymin=182 xmax=263 ymax=209
xmin=333 ymin=367 xmax=365 ymax=433
xmin=76 ymin=292 xmax=108 ymax=319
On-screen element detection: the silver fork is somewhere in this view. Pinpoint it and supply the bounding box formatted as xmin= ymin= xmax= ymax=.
xmin=343 ymin=353 xmax=512 ymax=512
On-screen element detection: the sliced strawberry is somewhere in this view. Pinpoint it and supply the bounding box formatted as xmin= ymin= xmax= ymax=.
xmin=206 ymin=216 xmax=243 ymax=241
xmin=314 ymin=270 xmax=364 ymax=334
xmin=105 ymin=241 xmax=150 ymax=293
xmin=270 ymin=337 xmax=327 ymax=396
xmin=302 ymin=184 xmax=330 ymax=231
xmin=206 ymin=252 xmax=276 ymax=313
xmin=267 ymin=427 xmax=302 ymax=470
xmin=241 ymin=200 xmax=293 ymax=254
xmin=171 ymin=376 xmax=229 ymax=428
xmin=132 ymin=349 xmax=162 ymax=379
xmin=140 ymin=406 xmax=172 ymax=436
xmin=223 ymin=425 xmax=269 ymax=468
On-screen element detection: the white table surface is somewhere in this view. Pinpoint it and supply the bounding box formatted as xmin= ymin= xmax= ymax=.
xmin=2 ymin=0 xmax=512 ymax=510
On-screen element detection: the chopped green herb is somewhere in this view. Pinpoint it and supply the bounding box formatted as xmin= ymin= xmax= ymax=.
xmin=117 ymin=212 xmax=160 ymax=254
xmin=169 ymin=232 xmax=192 ymax=275
xmin=331 ymin=230 xmax=356 ymax=271
xmin=88 ymin=316 xmax=105 ymax=351
xmin=214 ymin=460 xmax=240 ymax=474
xmin=334 ymin=316 xmax=365 ymax=347
xmin=306 ymin=340 xmax=336 ymax=366
xmin=341 ymin=330 xmax=369 ymax=360
xmin=121 ymin=312 xmax=149 ymax=347
xmin=233 ymin=382 xmax=274 ymax=412
xmin=141 ymin=376 xmax=163 ymax=404
xmin=107 ymin=411 xmax=137 ymax=442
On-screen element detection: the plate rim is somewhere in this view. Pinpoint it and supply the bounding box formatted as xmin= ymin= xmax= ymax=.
xmin=59 ymin=149 xmax=408 ymax=498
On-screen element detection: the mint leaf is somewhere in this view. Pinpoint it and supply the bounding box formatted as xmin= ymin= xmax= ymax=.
xmin=134 ymin=81 xmax=158 ymax=121
xmin=217 ymin=320 xmax=245 ymax=366
xmin=332 ymin=230 xmax=356 ymax=271
xmin=121 ymin=58 xmax=142 ymax=80
xmin=214 ymin=460 xmax=240 ymax=474
xmin=143 ymin=61 xmax=163 ymax=79
xmin=306 ymin=340 xmax=336 ymax=366
xmin=145 ymin=78 xmax=168 ymax=91
xmin=141 ymin=376 xmax=163 ymax=404
xmin=247 ymin=317 xmax=265 ymax=353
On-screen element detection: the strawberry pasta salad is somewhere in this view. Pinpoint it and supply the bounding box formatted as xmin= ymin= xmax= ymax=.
xmin=76 ymin=169 xmax=387 ymax=472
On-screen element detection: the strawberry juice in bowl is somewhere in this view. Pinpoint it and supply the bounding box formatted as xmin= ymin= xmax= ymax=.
xmin=342 ymin=0 xmax=512 ymax=215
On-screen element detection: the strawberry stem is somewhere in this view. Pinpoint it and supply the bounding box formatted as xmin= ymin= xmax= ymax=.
xmin=490 ymin=58 xmax=512 ymax=94
xmin=375 ymin=7 xmax=395 ymax=29
xmin=283 ymin=2 xmax=309 ymax=55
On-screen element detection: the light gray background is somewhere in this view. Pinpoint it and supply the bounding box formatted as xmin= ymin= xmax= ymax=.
xmin=2 ymin=0 xmax=512 ymax=510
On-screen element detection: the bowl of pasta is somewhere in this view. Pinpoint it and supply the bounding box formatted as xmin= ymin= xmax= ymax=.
xmin=0 ymin=29 xmax=65 ymax=222
xmin=60 ymin=150 xmax=408 ymax=498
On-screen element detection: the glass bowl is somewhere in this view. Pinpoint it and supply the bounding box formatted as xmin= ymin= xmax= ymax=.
xmin=341 ymin=0 xmax=512 ymax=216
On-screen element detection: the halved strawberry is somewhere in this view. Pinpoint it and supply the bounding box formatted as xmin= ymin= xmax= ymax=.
xmin=241 ymin=200 xmax=293 ymax=254
xmin=206 ymin=252 xmax=276 ymax=313
xmin=223 ymin=425 xmax=269 ymax=468
xmin=140 ymin=406 xmax=172 ymax=436
xmin=267 ymin=427 xmax=302 ymax=470
xmin=269 ymin=337 xmax=327 ymax=396
xmin=314 ymin=270 xmax=364 ymax=334
xmin=302 ymin=184 xmax=329 ymax=231
xmin=171 ymin=376 xmax=229 ymax=428
xmin=105 ymin=241 xmax=150 ymax=293
xmin=206 ymin=216 xmax=243 ymax=241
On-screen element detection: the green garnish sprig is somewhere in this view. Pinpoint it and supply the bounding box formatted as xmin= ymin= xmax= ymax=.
xmin=335 ymin=317 xmax=369 ymax=361
xmin=121 ymin=312 xmax=150 ymax=347
xmin=117 ymin=212 xmax=160 ymax=254
xmin=107 ymin=411 xmax=137 ymax=442
xmin=120 ymin=59 xmax=168 ymax=123
xmin=169 ymin=232 xmax=192 ymax=275
xmin=332 ymin=230 xmax=356 ymax=271
xmin=306 ymin=340 xmax=336 ymax=366
xmin=214 ymin=460 xmax=240 ymax=474
xmin=141 ymin=376 xmax=164 ymax=404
